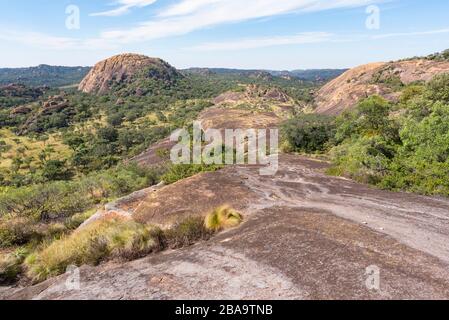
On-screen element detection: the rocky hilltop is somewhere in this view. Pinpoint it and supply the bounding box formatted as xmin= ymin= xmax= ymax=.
xmin=78 ymin=54 xmax=181 ymax=95
xmin=314 ymin=58 xmax=449 ymax=115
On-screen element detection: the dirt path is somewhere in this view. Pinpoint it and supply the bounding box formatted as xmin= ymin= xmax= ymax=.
xmin=3 ymin=155 xmax=449 ymax=300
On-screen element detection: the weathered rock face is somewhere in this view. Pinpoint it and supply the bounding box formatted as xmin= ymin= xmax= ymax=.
xmin=10 ymin=105 xmax=32 ymax=115
xmin=5 ymin=154 xmax=449 ymax=300
xmin=17 ymin=95 xmax=70 ymax=135
xmin=78 ymin=54 xmax=180 ymax=95
xmin=314 ymin=59 xmax=449 ymax=115
xmin=213 ymin=85 xmax=292 ymax=105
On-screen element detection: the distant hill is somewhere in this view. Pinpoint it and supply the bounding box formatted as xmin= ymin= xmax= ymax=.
xmin=0 ymin=65 xmax=91 ymax=87
xmin=288 ymin=69 xmax=348 ymax=81
xmin=182 ymin=68 xmax=347 ymax=82
xmin=79 ymin=53 xmax=182 ymax=95
xmin=0 ymin=83 xmax=46 ymax=108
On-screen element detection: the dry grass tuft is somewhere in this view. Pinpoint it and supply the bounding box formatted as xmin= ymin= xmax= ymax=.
xmin=204 ymin=206 xmax=243 ymax=232
xmin=25 ymin=218 xmax=159 ymax=282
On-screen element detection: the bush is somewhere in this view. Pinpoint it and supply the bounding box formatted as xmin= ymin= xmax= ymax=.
xmin=0 ymin=164 xmax=161 ymax=222
xmin=0 ymin=249 xmax=27 ymax=284
xmin=282 ymin=114 xmax=336 ymax=153
xmin=328 ymin=75 xmax=449 ymax=196
xmin=0 ymin=217 xmax=69 ymax=249
xmin=0 ymin=218 xmax=37 ymax=248
xmin=426 ymin=74 xmax=449 ymax=103
xmin=0 ymin=182 xmax=93 ymax=222
xmin=204 ymin=206 xmax=243 ymax=232
xmin=329 ymin=135 xmax=396 ymax=184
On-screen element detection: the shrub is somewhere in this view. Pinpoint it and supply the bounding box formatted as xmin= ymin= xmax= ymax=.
xmin=0 ymin=217 xmax=69 ymax=249
xmin=64 ymin=209 xmax=97 ymax=230
xmin=0 ymin=164 xmax=161 ymax=222
xmin=0 ymin=218 xmax=37 ymax=248
xmin=0 ymin=182 xmax=92 ymax=221
xmin=204 ymin=206 xmax=243 ymax=232
xmin=282 ymin=114 xmax=336 ymax=153
xmin=0 ymin=250 xmax=25 ymax=284
xmin=328 ymin=75 xmax=449 ymax=196
xmin=400 ymin=85 xmax=425 ymax=104
xmin=329 ymin=135 xmax=396 ymax=184
xmin=426 ymin=74 xmax=449 ymax=103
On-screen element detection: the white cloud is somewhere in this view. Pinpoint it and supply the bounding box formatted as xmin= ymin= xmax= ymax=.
xmin=0 ymin=31 xmax=116 ymax=51
xmin=373 ymin=28 xmax=449 ymax=39
xmin=101 ymin=0 xmax=379 ymax=43
xmin=190 ymin=32 xmax=335 ymax=51
xmin=1 ymin=0 xmax=383 ymax=52
xmin=90 ymin=0 xmax=157 ymax=17
xmin=159 ymin=0 xmax=223 ymax=17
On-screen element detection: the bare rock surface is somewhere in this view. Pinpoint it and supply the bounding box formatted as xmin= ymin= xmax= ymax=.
xmin=78 ymin=54 xmax=180 ymax=95
xmin=315 ymin=59 xmax=449 ymax=114
xmin=4 ymin=155 xmax=449 ymax=300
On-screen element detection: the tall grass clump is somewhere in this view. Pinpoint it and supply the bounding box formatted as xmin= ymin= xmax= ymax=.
xmin=204 ymin=206 xmax=243 ymax=232
xmin=25 ymin=218 xmax=159 ymax=282
xmin=22 ymin=207 xmax=243 ymax=283
xmin=163 ymin=216 xmax=213 ymax=249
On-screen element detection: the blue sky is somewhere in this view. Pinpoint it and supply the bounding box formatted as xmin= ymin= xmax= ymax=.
xmin=0 ymin=0 xmax=448 ymax=69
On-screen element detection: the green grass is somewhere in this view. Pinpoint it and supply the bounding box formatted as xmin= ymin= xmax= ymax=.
xmin=0 ymin=128 xmax=71 ymax=171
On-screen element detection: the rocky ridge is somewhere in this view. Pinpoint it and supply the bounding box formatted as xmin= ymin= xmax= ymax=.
xmin=314 ymin=59 xmax=449 ymax=115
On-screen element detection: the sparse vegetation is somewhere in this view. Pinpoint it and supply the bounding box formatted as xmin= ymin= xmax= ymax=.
xmin=0 ymin=247 xmax=28 ymax=284
xmin=0 ymin=164 xmax=163 ymax=249
xmin=25 ymin=218 xmax=160 ymax=282
xmin=161 ymin=163 xmax=224 ymax=184
xmin=164 ymin=216 xmax=213 ymax=249
xmin=281 ymin=74 xmax=449 ymax=196
xmin=24 ymin=206 xmax=243 ymax=283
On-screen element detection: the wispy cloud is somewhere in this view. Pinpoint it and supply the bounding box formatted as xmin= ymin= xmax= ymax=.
xmin=101 ymin=0 xmax=379 ymax=43
xmin=372 ymin=28 xmax=449 ymax=39
xmin=190 ymin=32 xmax=335 ymax=51
xmin=0 ymin=31 xmax=116 ymax=51
xmin=4 ymin=0 xmax=410 ymax=53
xmin=90 ymin=0 xmax=157 ymax=17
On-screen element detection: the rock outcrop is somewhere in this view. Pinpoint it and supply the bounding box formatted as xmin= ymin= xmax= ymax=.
xmin=17 ymin=95 xmax=70 ymax=135
xmin=5 ymin=154 xmax=449 ymax=300
xmin=78 ymin=54 xmax=181 ymax=95
xmin=314 ymin=59 xmax=449 ymax=115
